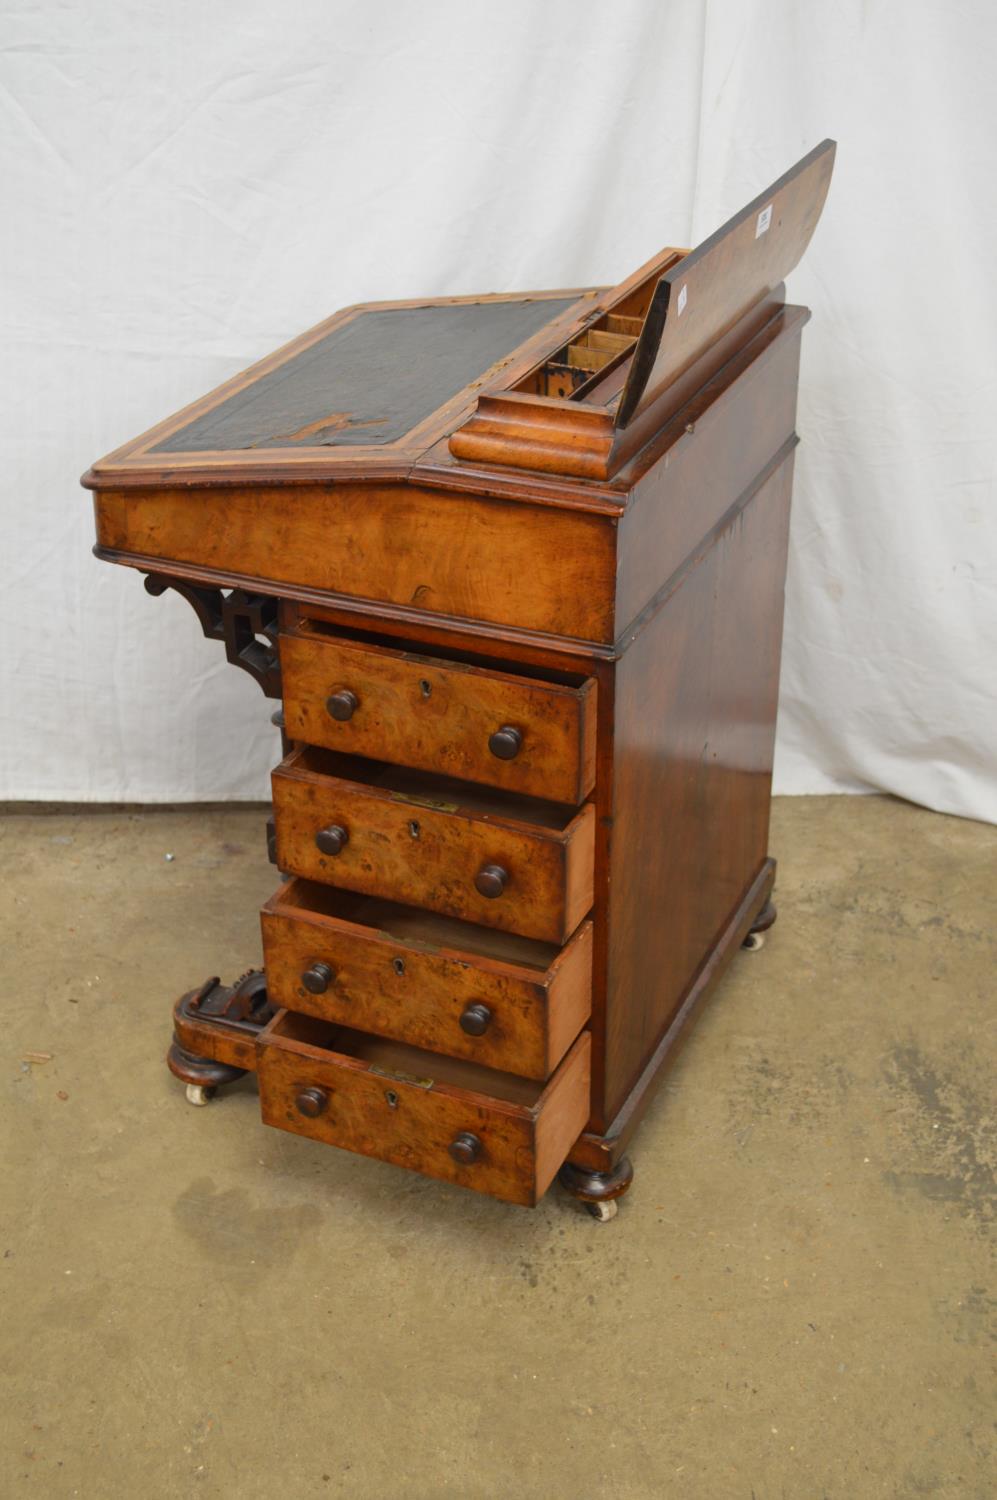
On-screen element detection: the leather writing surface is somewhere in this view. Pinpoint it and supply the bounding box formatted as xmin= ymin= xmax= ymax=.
xmin=153 ymin=299 xmax=577 ymax=453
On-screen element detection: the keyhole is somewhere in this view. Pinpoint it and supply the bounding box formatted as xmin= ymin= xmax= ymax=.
xmin=419 ymin=679 xmax=432 ymax=699
xmin=408 ymin=820 xmax=421 ymax=839
xmin=385 ymin=1089 xmax=399 ymax=1109
xmin=392 ymin=957 xmax=405 ymax=977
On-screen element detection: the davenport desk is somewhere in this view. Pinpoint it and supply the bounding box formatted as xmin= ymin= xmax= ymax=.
xmin=83 ymin=142 xmax=835 ymax=1220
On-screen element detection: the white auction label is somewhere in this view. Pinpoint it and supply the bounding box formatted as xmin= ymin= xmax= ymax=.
xmin=755 ymin=204 xmax=773 ymax=238
xmin=676 ymin=283 xmax=688 ymax=316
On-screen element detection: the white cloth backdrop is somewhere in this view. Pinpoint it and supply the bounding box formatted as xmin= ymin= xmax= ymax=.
xmin=3 ymin=0 xmax=995 ymax=820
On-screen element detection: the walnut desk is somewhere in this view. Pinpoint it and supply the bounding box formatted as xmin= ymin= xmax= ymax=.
xmin=83 ymin=141 xmax=835 ymax=1220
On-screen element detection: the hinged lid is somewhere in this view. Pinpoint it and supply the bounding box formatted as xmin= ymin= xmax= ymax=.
xmin=613 ymin=140 xmax=836 ymax=427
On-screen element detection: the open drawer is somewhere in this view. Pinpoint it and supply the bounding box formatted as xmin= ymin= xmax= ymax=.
xmin=256 ymin=1011 xmax=591 ymax=1207
xmin=281 ymin=623 xmax=597 ymax=805
xmin=271 ymin=747 xmax=595 ymax=945
xmin=261 ymin=879 xmax=593 ymax=1080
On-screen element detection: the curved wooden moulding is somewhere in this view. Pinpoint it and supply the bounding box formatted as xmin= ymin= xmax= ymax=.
xmin=448 ymin=393 xmax=617 ymax=481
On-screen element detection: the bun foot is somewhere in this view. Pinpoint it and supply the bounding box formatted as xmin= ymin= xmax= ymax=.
xmin=558 ymin=1155 xmax=634 ymax=1220
xmin=167 ymin=1039 xmax=246 ymax=1096
xmin=167 ymin=970 xmax=274 ymax=1105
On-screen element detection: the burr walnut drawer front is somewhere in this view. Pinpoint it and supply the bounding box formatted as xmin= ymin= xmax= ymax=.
xmin=256 ymin=1011 xmax=592 ymax=1207
xmin=281 ymin=625 xmax=597 ymax=805
xmin=271 ymin=748 xmax=595 ymax=945
xmin=260 ymin=879 xmax=593 ymax=1081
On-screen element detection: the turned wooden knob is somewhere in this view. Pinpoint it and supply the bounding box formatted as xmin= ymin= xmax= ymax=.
xmin=459 ymin=1002 xmax=492 ymax=1036
xmin=448 ymin=1131 xmax=482 ymax=1165
xmin=301 ymin=961 xmax=334 ymax=995
xmin=315 ymin=824 xmax=349 ymax=856
xmin=326 ymin=689 xmax=358 ymax=722
xmin=474 ymin=863 xmax=507 ymax=899
xmin=488 ymin=724 xmax=522 ymax=760
xmin=295 ymin=1086 xmax=328 ymax=1118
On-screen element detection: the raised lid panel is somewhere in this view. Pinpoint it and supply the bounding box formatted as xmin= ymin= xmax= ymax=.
xmin=614 ymin=140 xmax=835 ymax=427
xmin=260 ymin=879 xmax=593 ymax=1080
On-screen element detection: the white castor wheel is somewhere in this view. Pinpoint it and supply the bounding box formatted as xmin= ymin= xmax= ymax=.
xmin=742 ymin=930 xmax=765 ymax=951
xmin=559 ymin=1156 xmax=633 ymax=1220
xmin=185 ymin=1082 xmax=215 ymax=1106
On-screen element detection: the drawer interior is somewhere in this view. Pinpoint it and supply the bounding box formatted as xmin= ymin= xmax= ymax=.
xmin=268 ymin=1009 xmax=547 ymax=1108
xmin=294 ymin=617 xmax=592 ymax=690
xmin=282 ymin=746 xmax=581 ymax=831
xmin=272 ymin=879 xmax=562 ymax=970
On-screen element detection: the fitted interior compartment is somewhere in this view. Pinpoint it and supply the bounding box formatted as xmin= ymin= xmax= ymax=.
xmin=272 ymin=878 xmax=562 ymax=971
xmin=285 ymin=745 xmax=580 ymax=831
xmin=605 ymin=314 xmax=643 ymax=337
xmin=514 ymin=263 xmax=668 ymax=401
xmin=518 ymin=317 xmax=638 ymax=399
xmin=295 ymin=615 xmax=591 ymax=689
xmin=268 ymin=1009 xmax=546 ymax=1107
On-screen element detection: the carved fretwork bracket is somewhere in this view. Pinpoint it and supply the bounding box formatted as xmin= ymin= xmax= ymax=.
xmin=144 ymin=574 xmax=281 ymax=698
xmin=167 ymin=970 xmax=276 ymax=1090
xmin=182 ymin=969 xmax=275 ymax=1034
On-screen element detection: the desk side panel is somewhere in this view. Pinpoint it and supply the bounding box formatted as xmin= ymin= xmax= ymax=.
xmin=93 ymin=483 xmax=617 ymax=644
xmin=602 ymin=454 xmax=795 ymax=1121
xmin=614 ymin=315 xmax=804 ymax=638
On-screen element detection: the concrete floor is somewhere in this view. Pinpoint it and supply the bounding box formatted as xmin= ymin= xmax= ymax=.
xmin=1 ymin=796 xmax=993 ymax=1498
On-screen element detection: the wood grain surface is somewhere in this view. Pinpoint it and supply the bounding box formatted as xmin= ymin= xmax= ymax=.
xmin=603 ymin=455 xmax=795 ymax=1118
xmin=260 ymin=880 xmax=593 ymax=1079
xmin=93 ymin=481 xmax=618 ymax=642
xmin=256 ymin=1012 xmax=592 ymax=1206
xmin=271 ymin=748 xmax=596 ymax=944
xmin=281 ymin=624 xmax=597 ymax=803
xmin=614 ymin=309 xmax=804 ymax=632
xmin=615 ymin=140 xmax=834 ymax=426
